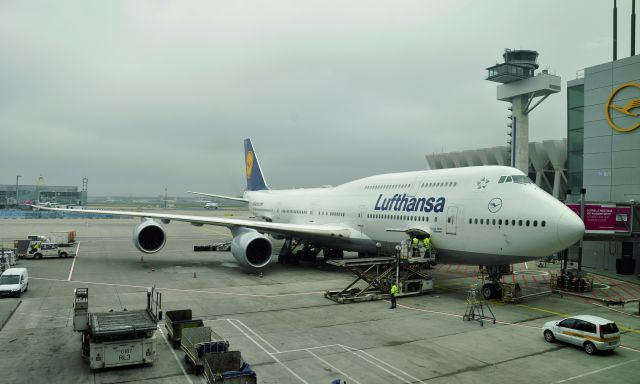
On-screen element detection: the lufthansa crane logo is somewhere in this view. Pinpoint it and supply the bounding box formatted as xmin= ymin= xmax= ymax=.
xmin=246 ymin=150 xmax=254 ymax=178
xmin=488 ymin=198 xmax=502 ymax=213
xmin=605 ymin=83 xmax=640 ymax=133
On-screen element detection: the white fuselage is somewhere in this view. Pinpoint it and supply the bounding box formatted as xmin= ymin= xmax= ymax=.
xmin=244 ymin=166 xmax=584 ymax=266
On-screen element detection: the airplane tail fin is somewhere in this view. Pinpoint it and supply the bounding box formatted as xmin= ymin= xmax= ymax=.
xmin=244 ymin=138 xmax=270 ymax=191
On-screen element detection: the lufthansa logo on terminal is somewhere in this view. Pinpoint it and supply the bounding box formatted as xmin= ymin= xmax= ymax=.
xmin=246 ymin=150 xmax=254 ymax=177
xmin=605 ymin=83 xmax=640 ymax=133
xmin=488 ymin=198 xmax=502 ymax=213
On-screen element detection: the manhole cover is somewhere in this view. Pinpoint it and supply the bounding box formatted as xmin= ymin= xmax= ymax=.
xmin=514 ymin=270 xmax=549 ymax=276
xmin=592 ymin=283 xmax=609 ymax=290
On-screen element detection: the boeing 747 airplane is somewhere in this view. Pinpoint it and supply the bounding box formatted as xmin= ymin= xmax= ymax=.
xmin=37 ymin=138 xmax=584 ymax=299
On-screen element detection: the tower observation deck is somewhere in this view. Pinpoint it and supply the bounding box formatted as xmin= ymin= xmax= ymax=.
xmin=486 ymin=49 xmax=561 ymax=174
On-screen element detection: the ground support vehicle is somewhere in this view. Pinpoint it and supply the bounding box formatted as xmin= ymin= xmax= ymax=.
xmin=181 ymin=326 xmax=229 ymax=374
xmin=74 ymin=288 xmax=159 ymax=370
xmin=203 ymin=351 xmax=257 ymax=384
xmin=542 ymin=315 xmax=620 ymax=355
xmin=324 ymin=257 xmax=433 ymax=304
xmin=165 ymin=309 xmax=203 ymax=348
xmin=0 ymin=268 xmax=29 ymax=297
xmin=28 ymin=242 xmax=76 ymax=259
xmin=194 ymin=242 xmax=232 ymax=252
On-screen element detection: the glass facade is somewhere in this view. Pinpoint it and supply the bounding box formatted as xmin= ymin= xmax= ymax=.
xmin=567 ymin=83 xmax=584 ymax=193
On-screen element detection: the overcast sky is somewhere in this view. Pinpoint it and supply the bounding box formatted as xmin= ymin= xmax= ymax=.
xmin=0 ymin=1 xmax=634 ymax=196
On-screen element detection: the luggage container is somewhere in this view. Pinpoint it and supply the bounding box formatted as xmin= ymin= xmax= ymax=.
xmin=181 ymin=326 xmax=229 ymax=374
xmin=203 ymin=351 xmax=257 ymax=384
xmin=165 ymin=309 xmax=203 ymax=348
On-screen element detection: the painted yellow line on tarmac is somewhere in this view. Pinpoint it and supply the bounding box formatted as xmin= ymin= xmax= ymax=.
xmin=516 ymin=304 xmax=569 ymax=318
xmin=517 ymin=304 xmax=640 ymax=334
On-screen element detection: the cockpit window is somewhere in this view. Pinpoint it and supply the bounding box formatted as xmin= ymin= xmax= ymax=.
xmin=498 ymin=175 xmax=531 ymax=184
xmin=511 ymin=175 xmax=532 ymax=184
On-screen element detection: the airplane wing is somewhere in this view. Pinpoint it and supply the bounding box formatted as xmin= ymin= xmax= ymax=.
xmin=34 ymin=206 xmax=354 ymax=241
xmin=187 ymin=191 xmax=249 ymax=203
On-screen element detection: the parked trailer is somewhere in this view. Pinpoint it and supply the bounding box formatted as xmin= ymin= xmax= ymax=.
xmin=182 ymin=326 xmax=229 ymax=374
xmin=165 ymin=309 xmax=203 ymax=348
xmin=203 ymin=351 xmax=257 ymax=384
xmin=13 ymin=240 xmax=31 ymax=258
xmin=74 ymin=288 xmax=159 ymax=371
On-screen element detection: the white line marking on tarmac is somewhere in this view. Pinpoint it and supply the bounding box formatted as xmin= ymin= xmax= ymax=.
xmin=67 ymin=242 xmax=80 ymax=281
xmin=158 ymin=325 xmax=194 ymax=384
xmin=553 ymin=358 xmax=639 ymax=383
xmin=306 ymin=349 xmax=363 ymax=384
xmin=230 ymin=318 xmax=280 ymax=353
xmin=225 ymin=319 xmax=309 ymax=384
xmin=341 ymin=345 xmax=425 ymax=384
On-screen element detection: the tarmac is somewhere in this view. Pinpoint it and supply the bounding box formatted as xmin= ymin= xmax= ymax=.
xmin=0 ymin=209 xmax=639 ymax=384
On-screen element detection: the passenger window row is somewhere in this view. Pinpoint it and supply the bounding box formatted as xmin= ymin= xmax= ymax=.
xmin=421 ymin=181 xmax=457 ymax=188
xmin=283 ymin=209 xmax=308 ymax=215
xmin=367 ymin=213 xmax=438 ymax=223
xmin=320 ymin=211 xmax=345 ymax=217
xmin=365 ymin=183 xmax=411 ymax=190
xmin=468 ymin=217 xmax=546 ymax=227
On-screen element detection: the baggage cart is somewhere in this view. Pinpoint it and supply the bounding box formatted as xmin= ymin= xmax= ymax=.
xmin=181 ymin=326 xmax=229 ymax=374
xmin=203 ymin=351 xmax=257 ymax=384
xmin=165 ymin=309 xmax=203 ymax=348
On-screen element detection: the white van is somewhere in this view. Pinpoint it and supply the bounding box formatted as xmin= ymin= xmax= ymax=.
xmin=0 ymin=268 xmax=29 ymax=298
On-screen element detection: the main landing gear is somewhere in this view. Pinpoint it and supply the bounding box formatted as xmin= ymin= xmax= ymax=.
xmin=278 ymin=239 xmax=328 ymax=264
xmin=479 ymin=265 xmax=510 ymax=300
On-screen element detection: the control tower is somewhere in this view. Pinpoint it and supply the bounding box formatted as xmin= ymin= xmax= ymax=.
xmin=486 ymin=49 xmax=561 ymax=174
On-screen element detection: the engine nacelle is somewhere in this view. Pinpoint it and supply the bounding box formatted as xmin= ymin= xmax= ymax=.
xmin=133 ymin=219 xmax=166 ymax=254
xmin=230 ymin=228 xmax=273 ymax=269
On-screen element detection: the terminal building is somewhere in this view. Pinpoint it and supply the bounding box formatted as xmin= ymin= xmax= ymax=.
xmin=427 ymin=51 xmax=640 ymax=276
xmin=0 ymin=182 xmax=87 ymax=208
xmin=566 ymin=53 xmax=640 ymax=274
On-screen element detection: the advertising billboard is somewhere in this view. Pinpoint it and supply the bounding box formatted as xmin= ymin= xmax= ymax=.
xmin=566 ymin=204 xmax=631 ymax=233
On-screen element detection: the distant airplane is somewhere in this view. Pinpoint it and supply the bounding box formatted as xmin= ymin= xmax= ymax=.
xmin=37 ymin=138 xmax=584 ymax=299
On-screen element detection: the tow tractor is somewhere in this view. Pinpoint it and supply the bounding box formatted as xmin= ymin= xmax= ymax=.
xmin=73 ymin=287 xmax=161 ymax=370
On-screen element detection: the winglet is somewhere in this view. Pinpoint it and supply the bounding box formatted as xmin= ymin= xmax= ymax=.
xmin=244 ymin=138 xmax=269 ymax=191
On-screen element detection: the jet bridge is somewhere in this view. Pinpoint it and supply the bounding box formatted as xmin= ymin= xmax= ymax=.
xmin=324 ymin=256 xmax=433 ymax=304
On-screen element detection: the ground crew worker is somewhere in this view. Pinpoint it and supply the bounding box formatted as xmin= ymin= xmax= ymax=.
xmin=390 ymin=281 xmax=398 ymax=309
xmin=411 ymin=237 xmax=419 ymax=257
xmin=423 ymin=236 xmax=431 ymax=258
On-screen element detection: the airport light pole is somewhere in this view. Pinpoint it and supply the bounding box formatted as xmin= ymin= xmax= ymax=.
xmin=16 ymin=175 xmax=21 ymax=207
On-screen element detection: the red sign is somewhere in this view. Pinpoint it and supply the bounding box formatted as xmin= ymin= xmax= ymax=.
xmin=566 ymin=204 xmax=631 ymax=232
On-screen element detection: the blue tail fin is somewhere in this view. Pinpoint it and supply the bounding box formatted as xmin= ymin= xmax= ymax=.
xmin=244 ymin=138 xmax=269 ymax=191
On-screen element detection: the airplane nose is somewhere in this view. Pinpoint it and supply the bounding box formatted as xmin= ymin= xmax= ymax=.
xmin=556 ymin=210 xmax=585 ymax=248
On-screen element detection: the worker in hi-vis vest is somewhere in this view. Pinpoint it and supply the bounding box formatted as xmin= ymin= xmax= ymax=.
xmin=423 ymin=236 xmax=431 ymax=258
xmin=411 ymin=237 xmax=419 ymax=257
xmin=390 ymin=282 xmax=398 ymax=309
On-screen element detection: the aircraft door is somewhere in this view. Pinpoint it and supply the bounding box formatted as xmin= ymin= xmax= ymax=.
xmin=357 ymin=205 xmax=366 ymax=230
xmin=408 ymin=175 xmax=423 ymax=197
xmin=274 ymin=203 xmax=282 ymax=221
xmin=446 ymin=206 xmax=458 ymax=235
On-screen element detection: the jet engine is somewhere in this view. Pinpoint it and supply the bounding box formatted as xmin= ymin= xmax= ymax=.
xmin=230 ymin=228 xmax=273 ymax=268
xmin=133 ymin=219 xmax=166 ymax=253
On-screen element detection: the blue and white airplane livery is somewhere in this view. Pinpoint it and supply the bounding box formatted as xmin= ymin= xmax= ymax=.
xmin=39 ymin=138 xmax=584 ymax=296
